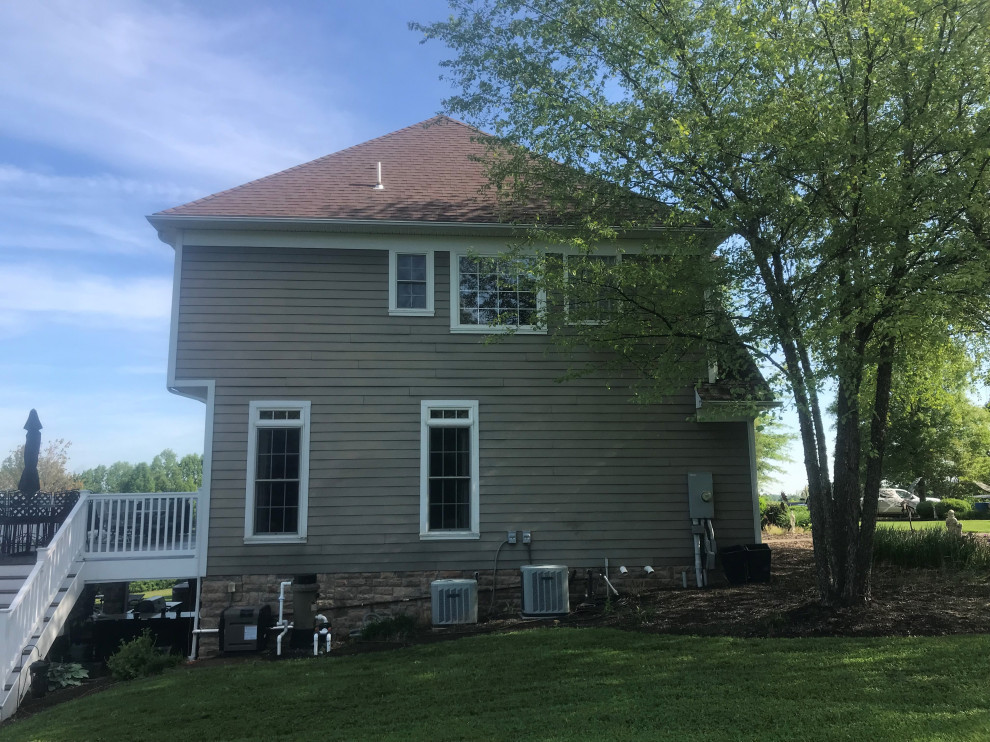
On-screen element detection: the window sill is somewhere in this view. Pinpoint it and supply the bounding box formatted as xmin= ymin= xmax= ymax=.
xmin=389 ymin=308 xmax=435 ymax=317
xmin=419 ymin=531 xmax=481 ymax=541
xmin=449 ymin=326 xmax=546 ymax=335
xmin=243 ymin=534 xmax=307 ymax=545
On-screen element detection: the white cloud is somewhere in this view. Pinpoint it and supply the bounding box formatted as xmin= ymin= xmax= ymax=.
xmin=0 ymin=263 xmax=171 ymax=324
xmin=0 ymin=165 xmax=197 ymax=256
xmin=0 ymin=1 xmax=360 ymax=186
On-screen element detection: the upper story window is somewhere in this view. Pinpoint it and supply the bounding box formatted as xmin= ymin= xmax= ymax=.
xmin=389 ymin=249 xmax=435 ymax=316
xmin=451 ymin=254 xmax=544 ymax=333
xmin=566 ymin=253 xmax=620 ymax=323
xmin=244 ymin=401 xmax=310 ymax=543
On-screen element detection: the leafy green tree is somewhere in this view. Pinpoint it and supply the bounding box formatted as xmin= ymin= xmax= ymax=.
xmin=755 ymin=415 xmax=796 ymax=494
xmin=418 ymin=0 xmax=990 ymax=605
xmin=0 ymin=439 xmax=82 ymax=492
xmin=76 ymin=450 xmax=202 ymax=493
xmin=882 ymin=340 xmax=990 ymax=498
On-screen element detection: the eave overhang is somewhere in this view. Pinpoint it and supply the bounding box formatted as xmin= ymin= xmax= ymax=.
xmin=146 ymin=214 xmax=731 ymax=250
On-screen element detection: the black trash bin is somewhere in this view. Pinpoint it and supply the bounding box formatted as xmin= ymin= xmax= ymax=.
xmin=719 ymin=545 xmax=749 ymax=585
xmin=745 ymin=543 xmax=772 ymax=583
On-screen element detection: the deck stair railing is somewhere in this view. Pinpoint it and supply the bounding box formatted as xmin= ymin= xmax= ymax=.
xmin=2 ymin=490 xmax=200 ymax=719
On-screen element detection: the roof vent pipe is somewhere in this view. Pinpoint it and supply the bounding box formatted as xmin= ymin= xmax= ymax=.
xmin=373 ymin=162 xmax=384 ymax=190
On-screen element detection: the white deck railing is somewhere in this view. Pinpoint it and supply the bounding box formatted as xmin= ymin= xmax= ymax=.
xmin=85 ymin=493 xmax=198 ymax=556
xmin=2 ymin=491 xmax=202 ymax=719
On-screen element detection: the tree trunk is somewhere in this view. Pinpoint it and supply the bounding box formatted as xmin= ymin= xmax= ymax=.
xmin=850 ymin=355 xmax=895 ymax=600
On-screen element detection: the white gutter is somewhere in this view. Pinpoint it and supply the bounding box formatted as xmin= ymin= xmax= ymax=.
xmin=146 ymin=214 xmax=728 ymax=248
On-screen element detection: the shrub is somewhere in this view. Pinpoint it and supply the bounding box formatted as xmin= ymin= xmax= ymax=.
xmin=106 ymin=629 xmax=183 ymax=681
xmin=759 ymin=496 xmax=790 ymax=530
xmin=791 ymin=506 xmax=812 ymax=530
xmin=47 ymin=662 xmax=88 ymax=690
xmin=872 ymin=526 xmax=990 ymax=571
xmin=359 ymin=613 xmax=417 ymax=642
xmin=916 ymin=498 xmax=970 ymax=519
xmin=937 ymin=498 xmax=970 ymax=518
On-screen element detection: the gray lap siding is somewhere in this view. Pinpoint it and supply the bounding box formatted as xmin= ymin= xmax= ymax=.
xmin=176 ymin=244 xmax=756 ymax=577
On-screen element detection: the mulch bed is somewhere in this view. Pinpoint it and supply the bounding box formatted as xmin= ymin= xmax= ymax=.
xmin=598 ymin=532 xmax=990 ymax=638
xmin=10 ymin=533 xmax=989 ymax=722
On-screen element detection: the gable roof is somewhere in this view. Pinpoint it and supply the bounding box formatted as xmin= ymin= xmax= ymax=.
xmin=155 ymin=116 xmax=547 ymax=225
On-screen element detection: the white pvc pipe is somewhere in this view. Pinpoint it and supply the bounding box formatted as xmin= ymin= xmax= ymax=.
xmin=276 ymin=622 xmax=292 ymax=656
xmin=277 ymin=581 xmax=292 ymax=625
xmin=601 ymin=573 xmax=619 ymax=596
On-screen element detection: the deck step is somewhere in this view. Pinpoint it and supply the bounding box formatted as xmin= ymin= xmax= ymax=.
xmin=0 ymin=565 xmax=33 ymax=578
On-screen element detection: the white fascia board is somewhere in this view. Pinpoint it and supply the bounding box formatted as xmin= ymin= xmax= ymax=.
xmin=146 ymin=214 xmax=725 ymax=248
xmin=166 ymin=233 xmax=183 ymax=391
xmin=747 ymin=419 xmax=762 ymax=544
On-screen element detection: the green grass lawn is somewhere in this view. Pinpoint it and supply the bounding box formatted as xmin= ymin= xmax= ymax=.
xmin=878 ymin=518 xmax=990 ymax=533
xmin=5 ymin=628 xmax=990 ymax=741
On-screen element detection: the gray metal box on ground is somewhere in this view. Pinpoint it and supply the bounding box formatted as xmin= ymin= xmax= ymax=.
xmin=219 ymin=605 xmax=272 ymax=653
xmin=520 ymin=565 xmax=569 ymax=617
xmin=430 ymin=579 xmax=478 ymax=625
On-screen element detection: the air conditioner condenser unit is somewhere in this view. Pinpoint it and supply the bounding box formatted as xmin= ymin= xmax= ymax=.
xmin=430 ymin=579 xmax=478 ymax=625
xmin=520 ymin=565 xmax=569 ymax=617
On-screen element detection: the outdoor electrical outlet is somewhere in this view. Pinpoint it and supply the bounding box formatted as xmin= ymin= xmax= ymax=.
xmin=507 ymin=530 xmax=517 ymax=544
xmin=522 ymin=530 xmax=532 ymax=544
xmin=226 ymin=582 xmax=237 ymax=594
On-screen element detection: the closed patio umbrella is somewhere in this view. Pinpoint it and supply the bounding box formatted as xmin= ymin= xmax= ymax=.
xmin=17 ymin=409 xmax=41 ymax=496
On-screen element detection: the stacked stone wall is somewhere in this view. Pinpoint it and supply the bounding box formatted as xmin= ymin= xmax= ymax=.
xmin=195 ymin=565 xmax=693 ymax=657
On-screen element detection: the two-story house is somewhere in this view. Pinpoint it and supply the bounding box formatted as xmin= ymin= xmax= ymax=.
xmin=147 ymin=116 xmax=765 ymax=645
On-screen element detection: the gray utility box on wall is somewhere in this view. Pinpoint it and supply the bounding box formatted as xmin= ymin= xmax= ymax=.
xmin=688 ymin=471 xmax=715 ymax=520
xmin=219 ymin=605 xmax=273 ymax=653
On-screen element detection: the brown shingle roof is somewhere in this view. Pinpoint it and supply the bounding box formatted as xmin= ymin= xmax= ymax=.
xmin=156 ymin=116 xmax=547 ymax=224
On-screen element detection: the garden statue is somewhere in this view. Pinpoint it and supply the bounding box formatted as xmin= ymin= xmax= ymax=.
xmin=945 ymin=509 xmax=963 ymax=537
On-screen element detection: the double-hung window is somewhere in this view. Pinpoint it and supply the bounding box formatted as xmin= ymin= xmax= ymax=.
xmin=420 ymin=400 xmax=479 ymax=539
xmin=451 ymin=253 xmax=543 ymax=332
xmin=389 ymin=249 xmax=434 ymax=316
xmin=245 ymin=401 xmax=310 ymax=543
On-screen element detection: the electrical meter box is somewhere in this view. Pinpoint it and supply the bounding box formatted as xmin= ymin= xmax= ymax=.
xmin=687 ymin=471 xmax=715 ymax=519
xmin=219 ymin=605 xmax=272 ymax=653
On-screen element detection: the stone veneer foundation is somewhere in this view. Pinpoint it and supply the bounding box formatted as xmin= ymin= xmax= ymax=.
xmin=195 ymin=565 xmax=694 ymax=657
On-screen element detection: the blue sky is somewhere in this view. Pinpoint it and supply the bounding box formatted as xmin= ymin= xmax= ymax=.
xmin=0 ymin=0 xmax=808 ymax=492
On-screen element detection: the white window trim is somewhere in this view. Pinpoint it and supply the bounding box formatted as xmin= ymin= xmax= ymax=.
xmin=420 ymin=400 xmax=480 ymax=540
xmin=244 ymin=400 xmax=311 ymax=544
xmin=389 ymin=248 xmax=435 ymax=316
xmin=564 ymin=252 xmax=621 ymax=325
xmin=449 ymin=249 xmax=546 ymax=334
